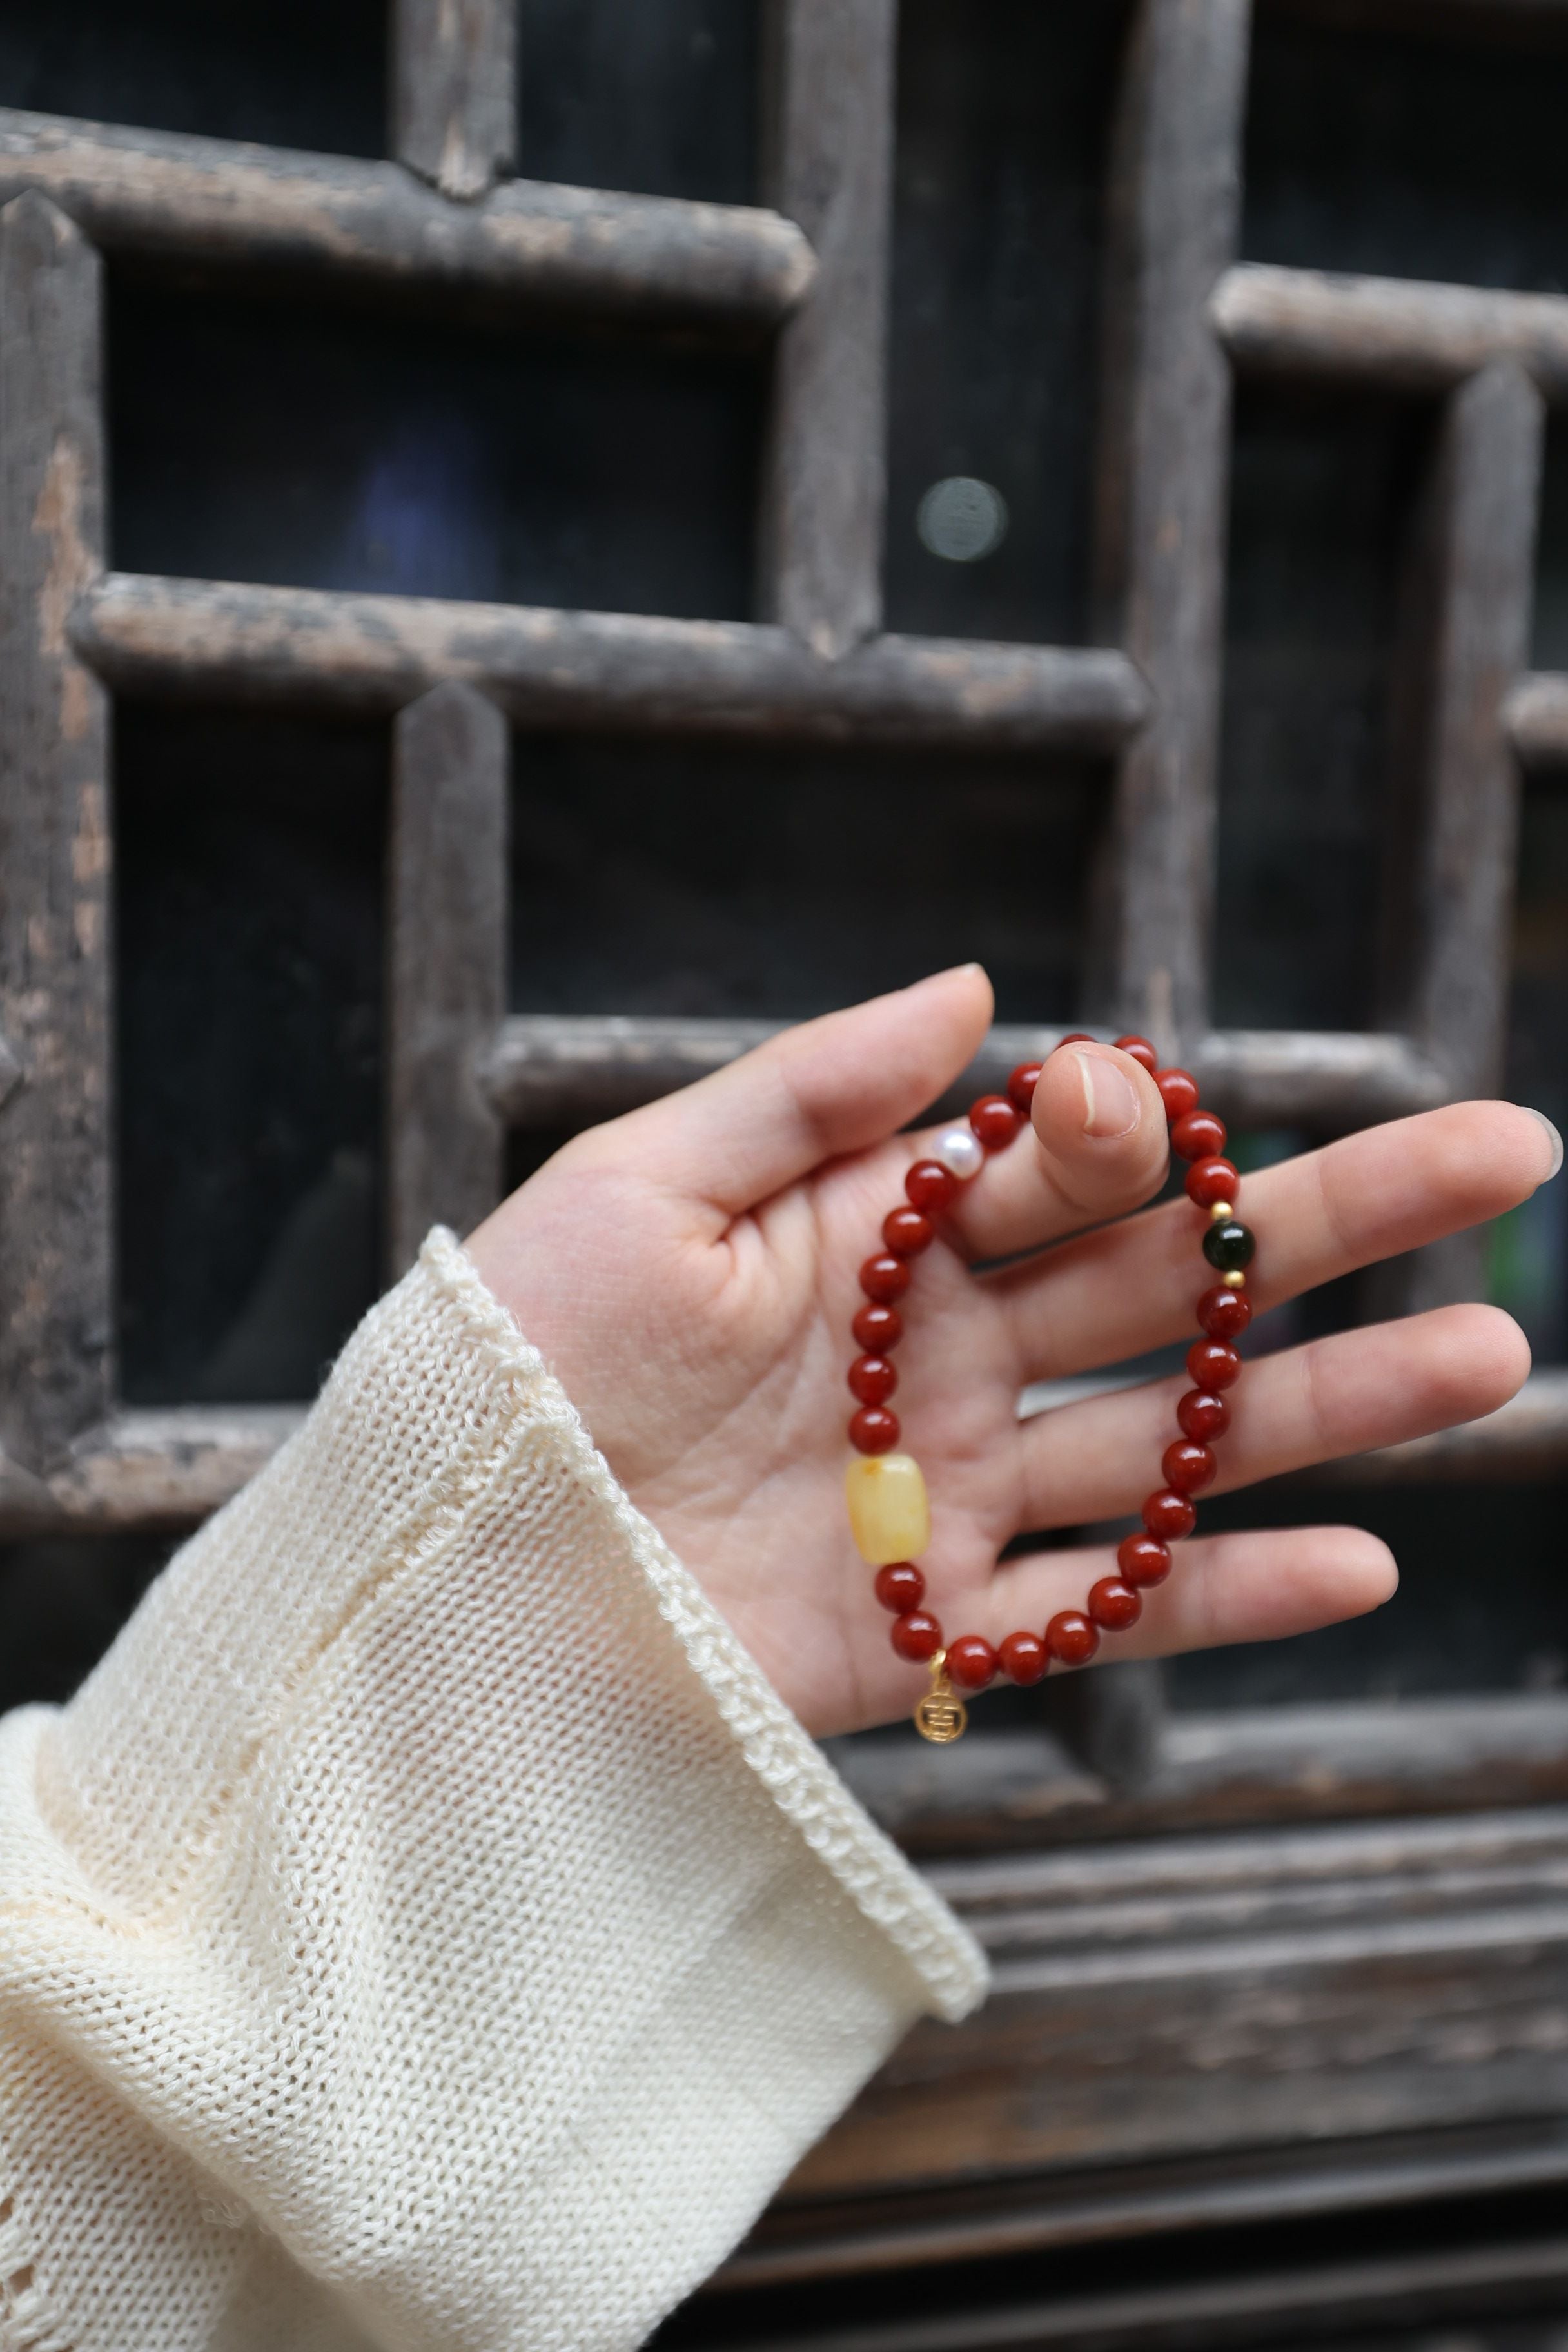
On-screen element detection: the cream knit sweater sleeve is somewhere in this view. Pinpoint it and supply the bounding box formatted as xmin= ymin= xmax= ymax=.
xmin=0 ymin=1230 xmax=986 ymax=2352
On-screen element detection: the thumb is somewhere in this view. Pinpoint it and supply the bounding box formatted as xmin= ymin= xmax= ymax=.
xmin=946 ymin=1038 xmax=1170 ymax=1260
xmin=1033 ymin=1042 xmax=1170 ymax=1217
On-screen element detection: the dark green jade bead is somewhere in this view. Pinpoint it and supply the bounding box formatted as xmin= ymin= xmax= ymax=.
xmin=1202 ymin=1218 xmax=1255 ymax=1273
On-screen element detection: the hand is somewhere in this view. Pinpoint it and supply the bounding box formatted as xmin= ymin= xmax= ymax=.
xmin=465 ymin=966 xmax=1558 ymax=1739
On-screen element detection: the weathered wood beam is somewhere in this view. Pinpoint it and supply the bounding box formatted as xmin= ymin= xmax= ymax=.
xmin=0 ymin=108 xmax=813 ymax=331
xmin=72 ymin=573 xmax=1152 ymax=749
xmin=482 ymin=1017 xmax=1453 ymax=1132
xmin=0 ymin=194 xmax=113 ymax=1473
xmin=1374 ymin=360 xmax=1544 ymax=1313
xmin=387 ymin=684 xmax=508 ymax=1273
xmin=758 ymin=0 xmax=896 ymax=657
xmin=1090 ymin=0 xmax=1251 ymax=1052
xmin=392 ymin=0 xmax=516 ymax=202
xmin=1188 ymin=1028 xmax=1452 ymax=1128
xmin=1215 ymin=261 xmax=1568 ymax=398
xmin=0 ymin=1406 xmax=303 ymax=1536
xmin=1506 ymin=670 xmax=1568 ymax=768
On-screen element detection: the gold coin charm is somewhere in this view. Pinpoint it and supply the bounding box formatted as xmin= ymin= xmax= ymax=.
xmin=914 ymin=1650 xmax=968 ymax=1744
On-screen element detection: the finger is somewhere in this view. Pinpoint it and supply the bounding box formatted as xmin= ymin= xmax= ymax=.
xmin=994 ymin=1100 xmax=1559 ymax=1381
xmin=1015 ymin=1302 xmax=1528 ymax=1529
xmin=975 ymin=1523 xmax=1397 ymax=1664
xmin=939 ymin=1043 xmax=1170 ymax=1260
xmin=609 ymin=965 xmax=995 ymax=1222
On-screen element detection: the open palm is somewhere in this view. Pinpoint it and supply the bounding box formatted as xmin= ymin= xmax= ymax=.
xmin=466 ymin=966 xmax=1556 ymax=1738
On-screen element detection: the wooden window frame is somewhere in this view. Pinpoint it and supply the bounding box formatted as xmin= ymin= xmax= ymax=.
xmin=6 ymin=11 xmax=1568 ymax=2313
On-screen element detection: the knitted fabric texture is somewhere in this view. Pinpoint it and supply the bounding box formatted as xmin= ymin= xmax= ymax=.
xmin=0 ymin=1230 xmax=986 ymax=2352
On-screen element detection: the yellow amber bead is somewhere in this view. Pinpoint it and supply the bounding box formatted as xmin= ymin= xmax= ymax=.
xmin=845 ymin=1452 xmax=931 ymax=1565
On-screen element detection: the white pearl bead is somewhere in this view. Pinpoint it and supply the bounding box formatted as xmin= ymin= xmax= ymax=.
xmin=933 ymin=1124 xmax=985 ymax=1181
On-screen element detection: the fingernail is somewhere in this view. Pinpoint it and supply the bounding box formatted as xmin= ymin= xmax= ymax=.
xmin=1075 ymin=1048 xmax=1140 ymax=1139
xmin=1526 ymin=1106 xmax=1564 ymax=1182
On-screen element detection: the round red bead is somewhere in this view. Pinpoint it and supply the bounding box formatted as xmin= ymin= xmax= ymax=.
xmin=1162 ymin=1439 xmax=1216 ymax=1494
xmin=1156 ymin=1067 xmax=1200 ymax=1121
xmin=875 ymin=1562 xmax=925 ymax=1612
xmin=1047 ymin=1609 xmax=1101 ymax=1665
xmin=906 ymin=1159 xmax=959 ymax=1214
xmin=948 ymin=1634 xmax=998 ymax=1690
xmin=1143 ymin=1488 xmax=1197 ymax=1539
xmin=999 ymin=1628 xmax=1048 ymax=1683
xmin=1114 ymin=1034 xmax=1159 ymax=1074
xmin=860 ymin=1253 xmax=911 ymax=1302
xmin=1177 ymin=1387 xmax=1230 ymax=1442
xmin=853 ymin=1300 xmax=903 ymax=1353
xmin=891 ymin=1610 xmax=943 ymax=1663
xmin=970 ymin=1095 xmax=1021 ymax=1151
xmin=1188 ymin=1338 xmax=1242 ymax=1390
xmin=850 ymin=1405 xmax=900 ymax=1454
xmin=848 ymin=1354 xmax=897 ymax=1405
xmin=1088 ymin=1576 xmax=1143 ymax=1631
xmin=1197 ymin=1284 xmax=1252 ymax=1341
xmin=1185 ymin=1155 xmax=1239 ymax=1208
xmin=1118 ymin=1533 xmax=1172 ymax=1587
xmin=1171 ymin=1109 xmax=1228 ymax=1162
xmin=1006 ymin=1061 xmax=1044 ymax=1113
xmin=883 ymin=1206 xmax=934 ymax=1256
xmin=1055 ymin=1032 xmax=1094 ymax=1049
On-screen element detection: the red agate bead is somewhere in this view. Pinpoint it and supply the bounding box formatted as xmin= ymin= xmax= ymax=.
xmin=853 ymin=1300 xmax=902 ymax=1352
xmin=1156 ymin=1067 xmax=1200 ymax=1121
xmin=892 ymin=1610 xmax=943 ymax=1662
xmin=1188 ymin=1338 xmax=1242 ymax=1390
xmin=1143 ymin=1488 xmax=1197 ymax=1539
xmin=1056 ymin=1032 xmax=1094 ymax=1048
xmin=848 ymin=1355 xmax=897 ymax=1405
xmin=1000 ymin=1628 xmax=1048 ymax=1683
xmin=1007 ymin=1061 xmax=1043 ymax=1113
xmin=1177 ymin=1388 xmax=1230 ymax=1442
xmin=970 ymin=1095 xmax=1021 ymax=1150
xmin=1197 ymin=1284 xmax=1251 ymax=1340
xmin=1171 ymin=1110 xmax=1227 ymax=1162
xmin=883 ymin=1206 xmax=934 ymax=1255
xmin=850 ymin=1405 xmax=899 ymax=1454
xmin=1118 ymin=1533 xmax=1172 ymax=1586
xmin=875 ymin=1562 xmax=925 ymax=1612
xmin=1186 ymin=1155 xmax=1239 ymax=1208
xmin=1047 ymin=1610 xmax=1100 ymax=1665
xmin=1162 ymin=1440 xmax=1216 ymax=1494
xmin=1088 ymin=1576 xmax=1142 ymax=1631
xmin=860 ymin=1253 xmax=910 ymax=1302
xmin=906 ymin=1159 xmax=959 ymax=1214
xmin=1114 ymin=1034 xmax=1159 ymax=1073
xmin=948 ymin=1634 xmax=998 ymax=1690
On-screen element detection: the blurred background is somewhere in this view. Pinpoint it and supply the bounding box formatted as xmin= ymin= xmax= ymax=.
xmin=3 ymin=2 xmax=1568 ymax=2347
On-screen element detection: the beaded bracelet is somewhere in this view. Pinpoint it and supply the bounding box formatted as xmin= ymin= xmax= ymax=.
xmin=843 ymin=1033 xmax=1255 ymax=1743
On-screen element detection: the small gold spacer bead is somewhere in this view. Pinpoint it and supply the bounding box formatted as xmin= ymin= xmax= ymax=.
xmin=1210 ymin=1200 xmax=1233 ymax=1222
xmin=1222 ymin=1269 xmax=1247 ymax=1290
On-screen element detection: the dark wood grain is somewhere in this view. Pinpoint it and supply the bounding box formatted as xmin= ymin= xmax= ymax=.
xmin=0 ymin=193 xmax=112 ymax=1472
xmin=1090 ymin=0 xmax=1251 ymax=1055
xmin=784 ymin=1804 xmax=1568 ymax=2206
xmin=830 ymin=1695 xmax=1568 ymax=1856
xmin=392 ymin=0 xmax=516 ymax=201
xmin=0 ymin=108 xmax=814 ymax=331
xmin=758 ymin=0 xmax=897 ymax=657
xmin=72 ymin=573 xmax=1152 ymax=749
xmin=387 ymin=684 xmax=508 ymax=1274
xmin=1215 ymin=260 xmax=1568 ymax=396
xmin=1375 ymin=359 xmax=1544 ymax=1315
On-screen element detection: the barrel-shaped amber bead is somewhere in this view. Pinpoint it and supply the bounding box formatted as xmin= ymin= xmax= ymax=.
xmin=845 ymin=1451 xmax=932 ymax=1566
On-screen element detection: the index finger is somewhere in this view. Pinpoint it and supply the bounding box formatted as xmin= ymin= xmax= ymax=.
xmin=994 ymin=1100 xmax=1560 ymax=1381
